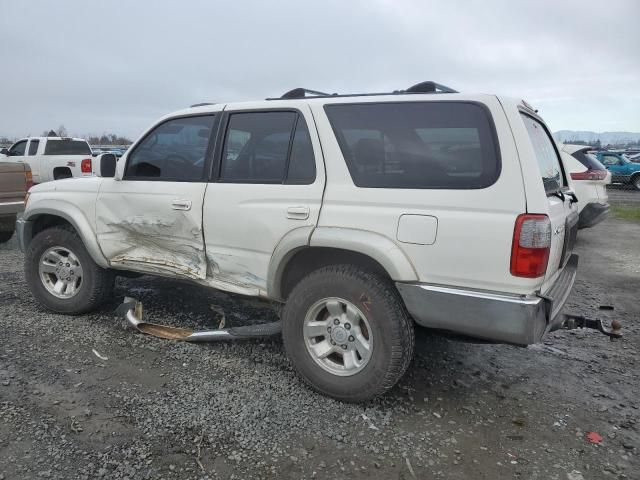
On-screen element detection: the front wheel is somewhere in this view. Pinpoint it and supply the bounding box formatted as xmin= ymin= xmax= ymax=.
xmin=282 ymin=265 xmax=415 ymax=402
xmin=25 ymin=227 xmax=114 ymax=314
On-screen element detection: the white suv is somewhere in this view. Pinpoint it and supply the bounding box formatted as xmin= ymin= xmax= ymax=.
xmin=17 ymin=82 xmax=580 ymax=401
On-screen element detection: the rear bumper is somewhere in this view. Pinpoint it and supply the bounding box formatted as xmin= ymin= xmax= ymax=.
xmin=578 ymin=202 xmax=609 ymax=229
xmin=396 ymin=254 xmax=579 ymax=346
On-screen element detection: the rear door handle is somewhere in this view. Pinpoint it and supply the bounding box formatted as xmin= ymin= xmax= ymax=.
xmin=286 ymin=206 xmax=310 ymax=220
xmin=172 ymin=199 xmax=192 ymax=211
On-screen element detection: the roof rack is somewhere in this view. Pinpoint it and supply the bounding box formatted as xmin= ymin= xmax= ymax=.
xmin=405 ymin=81 xmax=457 ymax=94
xmin=267 ymin=81 xmax=458 ymax=100
xmin=280 ymin=88 xmax=335 ymax=99
xmin=190 ymin=102 xmax=215 ymax=108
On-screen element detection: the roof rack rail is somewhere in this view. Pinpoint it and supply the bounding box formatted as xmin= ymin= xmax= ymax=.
xmin=279 ymin=88 xmax=334 ymax=99
xmin=190 ymin=102 xmax=215 ymax=108
xmin=267 ymin=81 xmax=457 ymax=101
xmin=405 ymin=81 xmax=458 ymax=94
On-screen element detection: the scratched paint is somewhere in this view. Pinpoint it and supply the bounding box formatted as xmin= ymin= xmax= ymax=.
xmin=98 ymin=213 xmax=207 ymax=280
xmin=200 ymin=253 xmax=267 ymax=297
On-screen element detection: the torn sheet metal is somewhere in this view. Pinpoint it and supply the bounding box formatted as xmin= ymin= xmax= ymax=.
xmin=95 ymin=181 xmax=209 ymax=280
xmin=104 ymin=215 xmax=207 ymax=279
xmin=117 ymin=297 xmax=281 ymax=342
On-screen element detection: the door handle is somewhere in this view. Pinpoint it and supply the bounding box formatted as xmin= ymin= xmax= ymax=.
xmin=171 ymin=199 xmax=192 ymax=211
xmin=286 ymin=206 xmax=310 ymax=220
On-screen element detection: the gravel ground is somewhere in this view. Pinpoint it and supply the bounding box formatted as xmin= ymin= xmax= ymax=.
xmin=0 ymin=217 xmax=638 ymax=480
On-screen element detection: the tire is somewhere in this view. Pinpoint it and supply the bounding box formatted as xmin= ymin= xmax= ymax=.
xmin=25 ymin=226 xmax=114 ymax=314
xmin=282 ymin=265 xmax=415 ymax=402
xmin=0 ymin=231 xmax=13 ymax=244
xmin=632 ymin=174 xmax=640 ymax=191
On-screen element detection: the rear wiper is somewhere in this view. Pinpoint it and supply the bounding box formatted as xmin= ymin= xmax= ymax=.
xmin=550 ymin=191 xmax=565 ymax=201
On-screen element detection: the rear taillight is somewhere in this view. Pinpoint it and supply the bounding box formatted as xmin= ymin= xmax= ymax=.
xmin=570 ymin=169 xmax=607 ymax=181
xmin=81 ymin=158 xmax=92 ymax=173
xmin=25 ymin=170 xmax=33 ymax=191
xmin=510 ymin=214 xmax=551 ymax=278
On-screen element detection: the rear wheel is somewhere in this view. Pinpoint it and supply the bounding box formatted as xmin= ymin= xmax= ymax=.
xmin=25 ymin=227 xmax=114 ymax=314
xmin=282 ymin=265 xmax=414 ymax=402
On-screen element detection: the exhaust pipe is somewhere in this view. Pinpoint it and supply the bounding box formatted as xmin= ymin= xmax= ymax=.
xmin=116 ymin=297 xmax=281 ymax=342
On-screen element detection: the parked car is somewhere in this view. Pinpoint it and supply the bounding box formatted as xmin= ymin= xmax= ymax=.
xmin=0 ymin=137 xmax=93 ymax=184
xmin=92 ymin=147 xmax=126 ymax=158
xmin=593 ymin=151 xmax=640 ymax=190
xmin=0 ymin=160 xmax=32 ymax=243
xmin=560 ymin=144 xmax=610 ymax=228
xmin=627 ymin=152 xmax=640 ymax=163
xmin=17 ymin=82 xmax=580 ymax=401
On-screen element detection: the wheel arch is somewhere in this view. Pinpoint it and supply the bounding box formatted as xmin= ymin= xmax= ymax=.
xmin=53 ymin=167 xmax=73 ymax=180
xmin=23 ymin=204 xmax=109 ymax=268
xmin=268 ymin=227 xmax=418 ymax=300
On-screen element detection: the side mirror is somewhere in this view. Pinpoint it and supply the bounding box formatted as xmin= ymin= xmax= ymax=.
xmin=94 ymin=153 xmax=117 ymax=178
xmin=0 ymin=148 xmax=9 ymax=155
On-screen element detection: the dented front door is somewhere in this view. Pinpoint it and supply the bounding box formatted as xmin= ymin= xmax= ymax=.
xmin=96 ymin=180 xmax=208 ymax=279
xmin=95 ymin=113 xmax=219 ymax=279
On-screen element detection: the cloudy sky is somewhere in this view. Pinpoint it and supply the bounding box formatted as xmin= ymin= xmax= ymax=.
xmin=1 ymin=0 xmax=638 ymax=140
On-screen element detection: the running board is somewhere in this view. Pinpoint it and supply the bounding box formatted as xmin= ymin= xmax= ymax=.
xmin=115 ymin=297 xmax=281 ymax=342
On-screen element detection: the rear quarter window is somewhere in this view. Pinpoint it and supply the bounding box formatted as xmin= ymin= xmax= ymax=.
xmin=572 ymin=150 xmax=606 ymax=171
xmin=324 ymin=102 xmax=501 ymax=189
xmin=44 ymin=140 xmax=92 ymax=155
xmin=520 ymin=114 xmax=565 ymax=194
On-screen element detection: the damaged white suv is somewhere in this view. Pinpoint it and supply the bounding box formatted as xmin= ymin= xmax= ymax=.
xmin=18 ymin=82 xmax=582 ymax=401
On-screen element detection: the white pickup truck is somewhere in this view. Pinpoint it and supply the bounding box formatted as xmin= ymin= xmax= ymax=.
xmin=0 ymin=136 xmax=93 ymax=184
xmin=19 ymin=82 xmax=613 ymax=401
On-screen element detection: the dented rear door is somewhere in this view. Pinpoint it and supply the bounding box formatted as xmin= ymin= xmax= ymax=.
xmin=95 ymin=112 xmax=221 ymax=279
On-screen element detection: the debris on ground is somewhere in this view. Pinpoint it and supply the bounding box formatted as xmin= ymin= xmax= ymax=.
xmin=586 ymin=431 xmax=603 ymax=444
xmin=91 ymin=349 xmax=108 ymax=361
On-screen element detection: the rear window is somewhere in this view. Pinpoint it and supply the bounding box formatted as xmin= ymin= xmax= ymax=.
xmin=571 ymin=150 xmax=606 ymax=171
xmin=324 ymin=102 xmax=501 ymax=189
xmin=44 ymin=140 xmax=92 ymax=155
xmin=521 ymin=114 xmax=565 ymax=195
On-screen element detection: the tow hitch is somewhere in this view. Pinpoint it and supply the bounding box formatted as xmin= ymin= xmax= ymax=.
xmin=116 ymin=297 xmax=282 ymax=342
xmin=561 ymin=313 xmax=622 ymax=340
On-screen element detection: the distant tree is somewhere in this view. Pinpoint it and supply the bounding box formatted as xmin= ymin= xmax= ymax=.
xmin=57 ymin=124 xmax=68 ymax=137
xmin=85 ymin=133 xmax=132 ymax=146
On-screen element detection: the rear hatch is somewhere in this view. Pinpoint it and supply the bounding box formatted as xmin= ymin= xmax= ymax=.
xmin=571 ymin=148 xmax=609 ymax=201
xmin=519 ymin=112 xmax=578 ymax=290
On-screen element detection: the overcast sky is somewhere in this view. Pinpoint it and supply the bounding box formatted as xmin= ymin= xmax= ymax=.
xmin=1 ymin=0 xmax=638 ymax=140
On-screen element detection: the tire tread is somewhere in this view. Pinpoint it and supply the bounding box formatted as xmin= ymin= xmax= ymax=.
xmin=282 ymin=264 xmax=414 ymax=402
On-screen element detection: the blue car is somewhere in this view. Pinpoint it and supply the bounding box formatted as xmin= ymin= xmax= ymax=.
xmin=594 ymin=151 xmax=640 ymax=190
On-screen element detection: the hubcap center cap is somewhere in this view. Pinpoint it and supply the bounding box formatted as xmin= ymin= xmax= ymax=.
xmin=57 ymin=266 xmax=71 ymax=278
xmin=331 ymin=326 xmax=348 ymax=344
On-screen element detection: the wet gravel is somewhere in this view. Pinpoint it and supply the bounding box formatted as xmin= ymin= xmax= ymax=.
xmin=1 ymin=217 xmax=639 ymax=479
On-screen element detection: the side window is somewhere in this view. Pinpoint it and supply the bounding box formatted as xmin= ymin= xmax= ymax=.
xmin=286 ymin=117 xmax=316 ymax=184
xmin=520 ymin=114 xmax=565 ymax=194
xmin=325 ymin=102 xmax=500 ymax=189
xmin=28 ymin=140 xmax=40 ymax=156
xmin=125 ymin=115 xmax=215 ymax=180
xmin=9 ymin=140 xmax=27 ymax=156
xmin=601 ymin=155 xmax=621 ymax=166
xmin=220 ymin=111 xmax=297 ymax=183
